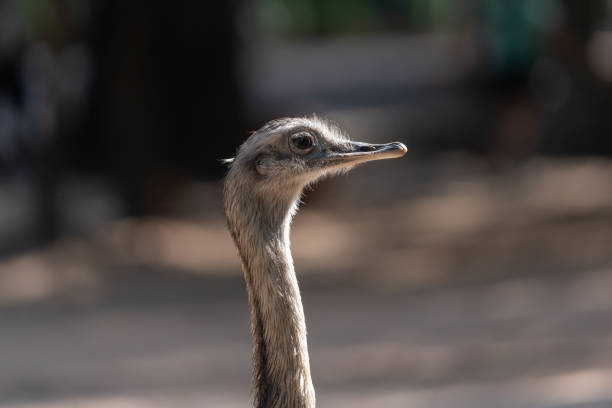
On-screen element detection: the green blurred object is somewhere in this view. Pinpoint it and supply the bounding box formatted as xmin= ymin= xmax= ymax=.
xmin=256 ymin=0 xmax=463 ymax=38
xmin=18 ymin=0 xmax=90 ymax=41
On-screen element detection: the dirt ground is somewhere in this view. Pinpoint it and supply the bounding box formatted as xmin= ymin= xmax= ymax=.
xmin=2 ymin=156 xmax=612 ymax=408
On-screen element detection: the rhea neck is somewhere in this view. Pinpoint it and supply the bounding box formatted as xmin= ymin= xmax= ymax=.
xmin=225 ymin=176 xmax=316 ymax=408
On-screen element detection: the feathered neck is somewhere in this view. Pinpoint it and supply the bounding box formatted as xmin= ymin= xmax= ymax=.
xmin=224 ymin=172 xmax=316 ymax=408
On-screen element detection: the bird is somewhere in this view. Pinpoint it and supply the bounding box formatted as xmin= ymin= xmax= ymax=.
xmin=223 ymin=116 xmax=406 ymax=408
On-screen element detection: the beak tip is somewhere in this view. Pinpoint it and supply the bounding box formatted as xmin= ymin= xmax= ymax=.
xmin=391 ymin=142 xmax=408 ymax=157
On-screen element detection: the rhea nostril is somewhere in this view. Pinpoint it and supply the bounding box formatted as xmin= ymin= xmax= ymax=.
xmin=359 ymin=145 xmax=377 ymax=152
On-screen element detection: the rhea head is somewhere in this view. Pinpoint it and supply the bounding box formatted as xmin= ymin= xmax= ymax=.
xmin=224 ymin=116 xmax=407 ymax=218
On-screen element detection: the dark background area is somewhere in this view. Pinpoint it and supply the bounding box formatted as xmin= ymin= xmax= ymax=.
xmin=1 ymin=0 xmax=612 ymax=248
xmin=2 ymin=1 xmax=612 ymax=407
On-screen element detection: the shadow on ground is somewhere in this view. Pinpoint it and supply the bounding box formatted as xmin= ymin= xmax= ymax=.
xmin=2 ymin=157 xmax=612 ymax=408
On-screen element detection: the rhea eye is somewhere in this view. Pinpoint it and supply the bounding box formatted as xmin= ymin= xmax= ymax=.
xmin=290 ymin=132 xmax=315 ymax=154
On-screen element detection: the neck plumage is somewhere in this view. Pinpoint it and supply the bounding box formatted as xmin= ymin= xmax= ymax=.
xmin=225 ymin=187 xmax=315 ymax=408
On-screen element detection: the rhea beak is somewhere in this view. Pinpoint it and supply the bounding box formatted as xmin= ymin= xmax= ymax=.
xmin=320 ymin=141 xmax=407 ymax=170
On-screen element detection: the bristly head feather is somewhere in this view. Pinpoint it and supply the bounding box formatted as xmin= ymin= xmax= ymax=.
xmin=220 ymin=157 xmax=235 ymax=166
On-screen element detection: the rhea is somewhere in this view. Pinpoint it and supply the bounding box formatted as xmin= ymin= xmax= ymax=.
xmin=223 ymin=117 xmax=406 ymax=408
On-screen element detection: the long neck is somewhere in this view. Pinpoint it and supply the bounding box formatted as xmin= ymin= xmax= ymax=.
xmin=225 ymin=188 xmax=315 ymax=408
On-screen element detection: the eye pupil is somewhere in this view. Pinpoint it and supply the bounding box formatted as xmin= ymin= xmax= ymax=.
xmin=289 ymin=131 xmax=316 ymax=155
xmin=291 ymin=132 xmax=314 ymax=153
xmin=296 ymin=136 xmax=312 ymax=149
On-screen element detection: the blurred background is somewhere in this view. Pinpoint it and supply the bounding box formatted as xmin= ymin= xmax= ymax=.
xmin=2 ymin=1 xmax=612 ymax=407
